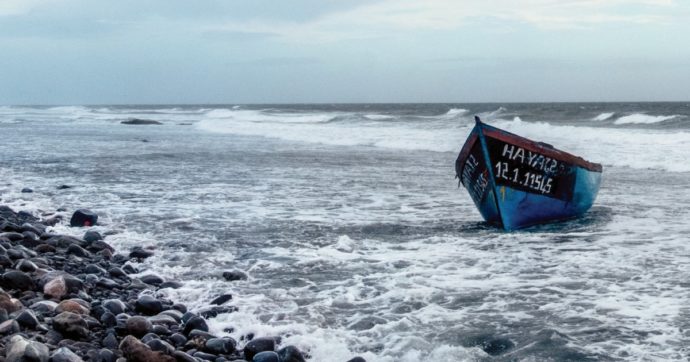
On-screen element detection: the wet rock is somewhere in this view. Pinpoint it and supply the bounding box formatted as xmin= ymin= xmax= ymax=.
xmin=50 ymin=235 xmax=84 ymax=248
xmin=108 ymin=267 xmax=127 ymax=278
xmin=53 ymin=311 xmax=89 ymax=338
xmin=21 ymin=187 xmax=33 ymax=193
xmin=0 ymin=254 xmax=13 ymax=267
xmin=42 ymin=215 xmax=62 ymax=227
xmin=30 ymin=300 xmax=58 ymax=313
xmin=67 ymin=244 xmax=91 ymax=257
xmin=148 ymin=314 xmax=178 ymax=325
xmin=222 ymin=270 xmax=247 ymax=281
xmin=122 ymin=264 xmax=139 ymax=274
xmin=70 ymin=209 xmax=98 ymax=227
xmin=172 ymin=351 xmax=196 ymax=362
xmin=103 ymin=299 xmax=127 ymax=315
xmin=252 ymin=351 xmax=280 ymax=362
xmin=183 ymin=315 xmax=209 ymax=335
xmin=0 ymin=290 xmax=22 ymax=312
xmin=192 ymin=351 xmax=216 ymax=361
xmin=136 ymin=294 xmax=163 ymax=315
xmin=103 ymin=333 xmax=119 ymax=349
xmin=15 ymin=259 xmax=38 ymax=272
xmin=56 ymin=299 xmax=91 ymax=315
xmin=198 ymin=305 xmax=238 ymax=319
xmin=188 ymin=329 xmax=216 ymax=342
xmin=146 ymin=338 xmax=175 ymax=355
xmin=129 ymin=247 xmax=154 ymax=259
xmin=96 ymin=349 xmax=115 ymax=362
xmin=121 ymin=119 xmax=163 ymax=125
xmin=50 ymin=347 xmax=84 ymax=362
xmin=346 ymin=357 xmax=367 ymax=362
xmin=348 ymin=316 xmax=387 ymax=331
xmin=172 ymin=303 xmax=187 ymax=313
xmin=35 ymin=244 xmax=56 ymax=253
xmin=21 ymin=230 xmax=40 ymax=247
xmin=126 ymin=315 xmax=153 ymax=337
xmin=243 ymin=337 xmax=277 ymax=361
xmin=210 ymin=293 xmax=233 ymax=305
xmin=119 ymin=335 xmax=175 ymax=362
xmin=169 ymin=333 xmax=187 ymax=347
xmin=159 ymin=309 xmax=183 ymax=322
xmin=100 ymin=311 xmax=117 ymax=327
xmin=41 ymin=271 xmax=83 ymax=298
xmin=1 ymin=231 xmax=24 ymax=241
xmin=140 ymin=274 xmax=164 ymax=286
xmin=151 ymin=324 xmax=170 ymax=335
xmin=97 ymin=278 xmax=120 ymax=289
xmin=85 ymin=263 xmax=107 ymax=274
xmin=83 ymin=230 xmax=103 ymax=243
xmin=6 ymin=334 xmax=49 ymax=362
xmin=0 ymin=319 xmax=20 ymax=334
xmin=44 ymin=276 xmax=68 ymax=299
xmin=90 ymin=240 xmax=115 ymax=253
xmin=478 ymin=336 xmax=515 ymax=356
xmin=1 ymin=270 xmax=35 ymax=290
xmin=159 ymin=281 xmax=183 ymax=289
xmin=15 ymin=309 xmax=40 ymax=329
xmin=277 ymin=345 xmax=306 ymax=362
xmin=204 ymin=337 xmax=236 ymax=355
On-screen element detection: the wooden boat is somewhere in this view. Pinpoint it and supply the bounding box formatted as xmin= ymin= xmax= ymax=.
xmin=455 ymin=116 xmax=602 ymax=230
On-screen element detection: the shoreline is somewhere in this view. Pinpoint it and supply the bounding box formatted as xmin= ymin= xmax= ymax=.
xmin=0 ymin=204 xmax=363 ymax=362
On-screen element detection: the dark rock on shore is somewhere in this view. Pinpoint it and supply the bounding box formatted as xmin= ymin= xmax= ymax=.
xmin=210 ymin=293 xmax=233 ymax=305
xmin=121 ymin=118 xmax=163 ymax=125
xmin=70 ymin=209 xmax=98 ymax=227
xmin=222 ymin=270 xmax=248 ymax=281
xmin=243 ymin=337 xmax=277 ymax=360
xmin=129 ymin=247 xmax=154 ymax=259
xmin=51 ymin=347 xmax=84 ymax=362
xmin=278 ymin=345 xmax=307 ymax=362
xmin=54 ymin=311 xmax=90 ymax=338
xmin=119 ymin=335 xmax=175 ymax=361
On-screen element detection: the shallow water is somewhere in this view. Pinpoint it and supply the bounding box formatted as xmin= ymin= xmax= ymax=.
xmin=1 ymin=104 xmax=689 ymax=361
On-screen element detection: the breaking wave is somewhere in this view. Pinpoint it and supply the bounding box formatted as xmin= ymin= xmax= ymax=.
xmin=613 ymin=113 xmax=680 ymax=125
xmin=196 ymin=109 xmax=690 ymax=173
xmin=592 ymin=112 xmax=615 ymax=121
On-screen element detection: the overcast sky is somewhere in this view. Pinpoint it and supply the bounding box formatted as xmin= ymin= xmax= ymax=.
xmin=1 ymin=0 xmax=689 ymax=104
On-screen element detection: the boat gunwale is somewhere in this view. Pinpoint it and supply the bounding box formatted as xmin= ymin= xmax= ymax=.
xmin=481 ymin=124 xmax=603 ymax=173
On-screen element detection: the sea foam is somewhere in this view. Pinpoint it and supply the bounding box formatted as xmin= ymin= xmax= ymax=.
xmin=197 ymin=108 xmax=690 ymax=172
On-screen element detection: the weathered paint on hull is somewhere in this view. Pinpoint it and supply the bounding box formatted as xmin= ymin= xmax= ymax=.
xmin=456 ymin=118 xmax=602 ymax=230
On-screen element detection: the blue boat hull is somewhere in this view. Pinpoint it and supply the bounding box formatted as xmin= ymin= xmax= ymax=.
xmin=456 ymin=118 xmax=602 ymax=230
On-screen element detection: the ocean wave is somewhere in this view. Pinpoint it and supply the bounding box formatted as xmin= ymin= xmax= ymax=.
xmin=613 ymin=113 xmax=680 ymax=125
xmin=205 ymin=109 xmax=337 ymax=124
xmin=592 ymin=112 xmax=615 ymax=121
xmin=443 ymin=108 xmax=468 ymax=117
xmin=197 ymin=110 xmax=690 ymax=172
xmin=364 ymin=114 xmax=394 ymax=120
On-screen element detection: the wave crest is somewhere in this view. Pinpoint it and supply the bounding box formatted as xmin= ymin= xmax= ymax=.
xmin=614 ymin=113 xmax=679 ymax=125
xmin=593 ymin=112 xmax=615 ymax=121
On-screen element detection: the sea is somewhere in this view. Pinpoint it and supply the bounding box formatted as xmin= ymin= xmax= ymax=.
xmin=1 ymin=103 xmax=689 ymax=361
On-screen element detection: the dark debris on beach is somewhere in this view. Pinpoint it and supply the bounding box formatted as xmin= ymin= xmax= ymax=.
xmin=0 ymin=204 xmax=365 ymax=362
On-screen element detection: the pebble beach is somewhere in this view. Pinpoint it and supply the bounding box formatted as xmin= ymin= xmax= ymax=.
xmin=0 ymin=204 xmax=364 ymax=362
